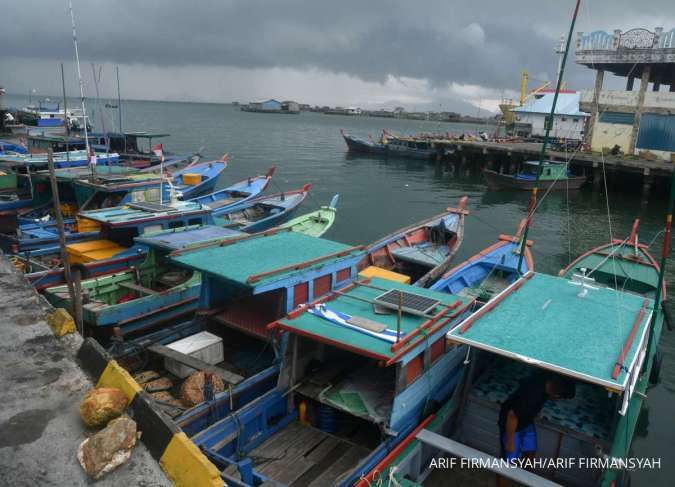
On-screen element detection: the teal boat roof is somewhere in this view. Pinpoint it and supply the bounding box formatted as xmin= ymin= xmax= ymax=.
xmin=134 ymin=225 xmax=244 ymax=250
xmin=80 ymin=201 xmax=207 ymax=226
xmin=35 ymin=166 xmax=139 ymax=181
xmin=276 ymin=277 xmax=473 ymax=362
xmin=170 ymin=231 xmax=362 ymax=288
xmin=448 ymin=272 xmax=654 ymax=391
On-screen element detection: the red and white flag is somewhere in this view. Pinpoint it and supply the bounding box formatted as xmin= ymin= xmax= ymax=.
xmin=220 ymin=153 xmax=230 ymax=162
xmin=89 ymin=147 xmax=97 ymax=166
xmin=152 ymin=143 xmax=164 ymax=162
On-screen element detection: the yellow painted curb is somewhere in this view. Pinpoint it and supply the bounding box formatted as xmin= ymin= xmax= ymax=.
xmin=96 ymin=360 xmax=142 ymax=402
xmin=47 ymin=308 xmax=76 ymax=337
xmin=160 ymin=432 xmax=224 ymax=487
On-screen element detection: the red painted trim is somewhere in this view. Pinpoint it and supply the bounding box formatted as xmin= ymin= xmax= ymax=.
xmin=458 ymin=273 xmax=534 ymax=334
xmin=390 ymin=300 xmax=461 ymax=352
xmin=629 ymin=218 xmax=640 ymax=246
xmin=386 ymin=299 xmax=475 ymax=365
xmin=285 ymin=280 xmax=362 ymax=319
xmin=355 ymin=414 xmax=436 ymax=487
xmin=612 ymin=299 xmax=649 ymax=380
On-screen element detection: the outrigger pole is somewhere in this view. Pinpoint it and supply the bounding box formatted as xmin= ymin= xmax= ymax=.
xmin=517 ymin=0 xmax=582 ymax=274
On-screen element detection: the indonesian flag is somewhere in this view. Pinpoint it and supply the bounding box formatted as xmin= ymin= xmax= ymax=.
xmin=220 ymin=153 xmax=230 ymax=162
xmin=89 ymin=147 xmax=97 ymax=166
xmin=152 ymin=143 xmax=164 ymax=162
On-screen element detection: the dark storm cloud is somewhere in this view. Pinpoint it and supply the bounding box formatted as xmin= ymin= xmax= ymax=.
xmin=2 ymin=0 xmax=674 ymax=91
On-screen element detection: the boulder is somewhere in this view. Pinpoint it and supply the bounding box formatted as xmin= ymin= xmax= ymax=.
xmin=180 ymin=371 xmax=225 ymax=407
xmin=78 ymin=415 xmax=137 ymax=480
xmin=142 ymin=376 xmax=173 ymax=393
xmin=80 ymin=388 xmax=128 ymax=428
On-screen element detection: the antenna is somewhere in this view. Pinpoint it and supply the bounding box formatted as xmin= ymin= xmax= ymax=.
xmin=555 ymin=34 xmax=566 ymax=88
xmin=67 ymin=0 xmax=93 ymax=180
xmin=116 ymin=66 xmax=123 ymax=133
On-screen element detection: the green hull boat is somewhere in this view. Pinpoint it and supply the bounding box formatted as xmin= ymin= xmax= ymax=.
xmin=277 ymin=194 xmax=338 ymax=237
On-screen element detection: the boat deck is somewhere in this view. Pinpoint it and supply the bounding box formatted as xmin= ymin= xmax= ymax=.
xmin=223 ymin=421 xmax=370 ymax=486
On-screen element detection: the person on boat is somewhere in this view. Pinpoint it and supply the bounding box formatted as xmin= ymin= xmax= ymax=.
xmin=498 ymin=373 xmax=575 ymax=464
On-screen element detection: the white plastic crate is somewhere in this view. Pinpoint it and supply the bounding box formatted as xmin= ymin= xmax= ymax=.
xmin=164 ymin=331 xmax=224 ymax=378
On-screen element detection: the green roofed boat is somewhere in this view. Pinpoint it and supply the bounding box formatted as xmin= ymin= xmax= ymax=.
xmin=483 ymin=160 xmax=586 ymax=191
xmin=362 ymin=219 xmax=668 ymax=487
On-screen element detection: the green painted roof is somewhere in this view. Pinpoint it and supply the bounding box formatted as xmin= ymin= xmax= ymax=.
xmin=170 ymin=231 xmax=362 ymax=288
xmin=448 ymin=273 xmax=654 ymax=390
xmin=277 ymin=277 xmax=472 ymax=361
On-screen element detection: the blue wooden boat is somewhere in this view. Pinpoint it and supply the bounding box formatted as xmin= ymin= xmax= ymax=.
xmin=41 ymin=226 xmax=246 ymax=336
xmin=180 ymin=274 xmax=475 ymax=486
xmin=429 ymin=219 xmax=534 ymax=302
xmin=213 ymin=184 xmax=310 ymax=233
xmin=171 ymin=159 xmax=227 ymax=198
xmin=0 ymin=140 xmax=29 ymax=154
xmin=358 ymin=197 xmax=469 ymax=287
xmin=0 ymin=149 xmax=120 ymax=169
xmin=188 ymin=166 xmax=276 ymax=216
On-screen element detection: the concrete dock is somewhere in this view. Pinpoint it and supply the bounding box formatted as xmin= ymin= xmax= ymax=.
xmin=0 ymin=254 xmax=169 ymax=486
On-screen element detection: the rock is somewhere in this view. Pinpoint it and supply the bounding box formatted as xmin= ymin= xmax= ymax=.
xmin=142 ymin=376 xmax=173 ymax=393
xmin=180 ymin=371 xmax=225 ymax=407
xmin=133 ymin=370 xmax=160 ymax=384
xmin=80 ymin=388 xmax=128 ymax=428
xmin=78 ymin=415 xmax=137 ymax=480
xmin=150 ymin=391 xmax=183 ymax=408
xmin=47 ymin=308 xmax=76 ymax=337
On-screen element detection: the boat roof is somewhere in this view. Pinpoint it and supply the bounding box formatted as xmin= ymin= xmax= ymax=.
xmin=74 ymin=173 xmax=163 ymax=190
xmin=134 ymin=225 xmax=244 ymax=251
xmin=170 ymin=231 xmax=363 ymax=289
xmin=275 ymin=277 xmax=473 ymax=362
xmin=522 ymin=160 xmax=566 ymax=166
xmin=35 ymin=166 xmax=139 ymax=181
xmin=447 ymin=272 xmax=653 ymax=391
xmin=79 ymin=200 xmax=207 ymax=226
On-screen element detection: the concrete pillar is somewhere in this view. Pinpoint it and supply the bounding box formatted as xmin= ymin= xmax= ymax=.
xmin=585 ymin=69 xmax=604 ymax=146
xmin=626 ymin=77 xmax=634 ymax=91
xmin=642 ymin=168 xmax=653 ymax=204
xmin=629 ymin=65 xmax=652 ymax=154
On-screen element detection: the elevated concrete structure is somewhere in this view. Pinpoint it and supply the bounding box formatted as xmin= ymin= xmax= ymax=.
xmin=576 ymin=28 xmax=675 ymax=160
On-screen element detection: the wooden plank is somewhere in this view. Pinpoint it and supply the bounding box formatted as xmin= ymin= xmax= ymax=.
xmin=416 ymin=429 xmax=563 ymax=487
xmin=118 ymin=281 xmax=159 ymax=295
xmin=306 ymin=445 xmax=369 ymax=487
xmin=290 ymin=441 xmax=350 ymax=487
xmin=147 ymin=344 xmax=244 ymax=384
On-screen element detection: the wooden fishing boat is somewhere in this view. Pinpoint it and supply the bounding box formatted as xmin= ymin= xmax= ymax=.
xmin=383 ymin=132 xmax=439 ymax=159
xmin=0 ymin=169 xmax=17 ymax=193
xmin=483 ymin=160 xmax=586 ymax=190
xmin=181 ymin=275 xmax=475 ymax=486
xmin=0 ymin=149 xmax=120 ymax=169
xmin=358 ymin=196 xmax=468 ymax=287
xmin=39 ymin=226 xmax=246 ymax=337
xmin=111 ymin=231 xmax=367 ymax=420
xmin=278 ymin=194 xmax=339 ymax=237
xmin=364 ymin=221 xmax=667 ymax=487
xmin=171 ymin=159 xmax=227 ymax=199
xmin=429 ymin=219 xmax=534 ymax=303
xmin=188 ymin=166 xmax=275 ymax=216
xmin=340 ymin=129 xmax=386 ymax=154
xmin=213 ymin=184 xmax=310 ymax=233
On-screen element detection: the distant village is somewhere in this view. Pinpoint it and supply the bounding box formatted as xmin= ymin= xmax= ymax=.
xmin=235 ymin=98 xmax=494 ymax=124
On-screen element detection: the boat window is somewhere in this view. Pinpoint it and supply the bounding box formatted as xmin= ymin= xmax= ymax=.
xmin=293 ymin=282 xmax=309 ymax=308
xmin=335 ymin=268 xmax=351 ymax=284
xmin=188 ymin=218 xmax=202 ymax=226
xmin=313 ymin=275 xmax=331 ymax=299
xmin=545 ymin=168 xmax=551 ymax=175
xmin=405 ymin=353 xmax=424 ymax=385
xmin=430 ymin=337 xmax=445 ymax=363
xmin=168 ymin=221 xmax=183 ymax=229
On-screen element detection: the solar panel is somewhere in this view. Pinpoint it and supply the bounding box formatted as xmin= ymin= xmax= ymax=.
xmin=128 ymin=202 xmax=176 ymax=212
xmin=373 ymin=289 xmax=440 ymax=316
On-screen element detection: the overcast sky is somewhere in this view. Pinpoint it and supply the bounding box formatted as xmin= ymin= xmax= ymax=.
xmin=1 ymin=0 xmax=673 ymax=114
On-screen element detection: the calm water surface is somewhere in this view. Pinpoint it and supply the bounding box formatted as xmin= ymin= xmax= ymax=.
xmin=7 ymin=96 xmax=674 ymax=484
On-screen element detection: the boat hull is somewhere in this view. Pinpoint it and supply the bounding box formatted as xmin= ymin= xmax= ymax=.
xmin=342 ymin=134 xmax=386 ymax=154
xmin=483 ymin=169 xmax=586 ymax=190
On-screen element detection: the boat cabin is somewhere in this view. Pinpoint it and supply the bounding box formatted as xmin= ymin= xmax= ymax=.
xmin=183 ymin=276 xmax=474 ymax=486
xmin=518 ymin=160 xmax=570 ymax=180
xmin=393 ymin=272 xmax=656 ymax=487
xmin=78 ymin=200 xmax=212 ymax=247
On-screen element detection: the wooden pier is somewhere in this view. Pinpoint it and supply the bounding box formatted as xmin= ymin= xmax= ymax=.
xmin=429 ymin=139 xmax=673 ymax=201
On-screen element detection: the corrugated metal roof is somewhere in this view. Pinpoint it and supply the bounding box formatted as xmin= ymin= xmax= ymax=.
xmin=511 ymin=92 xmax=589 ymax=117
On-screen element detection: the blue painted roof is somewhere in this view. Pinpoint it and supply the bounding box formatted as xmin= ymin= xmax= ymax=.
xmin=511 ymin=92 xmax=588 ymax=117
xmin=134 ymin=225 xmax=244 ymax=250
